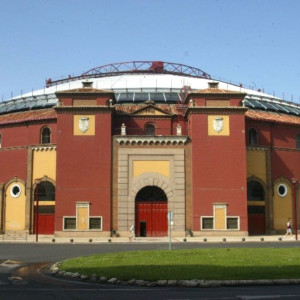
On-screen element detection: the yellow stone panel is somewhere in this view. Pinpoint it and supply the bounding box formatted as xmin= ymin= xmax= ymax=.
xmin=5 ymin=182 xmax=26 ymax=230
xmin=215 ymin=207 xmax=226 ymax=230
xmin=133 ymin=161 xmax=170 ymax=178
xmin=208 ymin=115 xmax=230 ymax=136
xmin=273 ymin=183 xmax=292 ymax=230
xmin=73 ymin=115 xmax=95 ymax=136
xmin=246 ymin=150 xmax=267 ymax=184
xmin=77 ymin=205 xmax=89 ymax=231
xmin=32 ymin=149 xmax=56 ymax=183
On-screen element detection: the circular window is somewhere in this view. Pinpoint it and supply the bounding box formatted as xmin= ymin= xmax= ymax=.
xmin=10 ymin=184 xmax=21 ymax=198
xmin=277 ymin=184 xmax=288 ymax=197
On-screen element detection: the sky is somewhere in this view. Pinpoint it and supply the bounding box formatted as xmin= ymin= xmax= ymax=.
xmin=0 ymin=0 xmax=299 ymax=103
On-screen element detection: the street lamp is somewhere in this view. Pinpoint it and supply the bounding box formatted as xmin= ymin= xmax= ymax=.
xmin=34 ymin=180 xmax=41 ymax=242
xmin=291 ymin=178 xmax=298 ymax=241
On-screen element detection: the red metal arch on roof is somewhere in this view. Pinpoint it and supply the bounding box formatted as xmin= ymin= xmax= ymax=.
xmin=82 ymin=61 xmax=211 ymax=79
xmin=46 ymin=61 xmax=211 ymax=87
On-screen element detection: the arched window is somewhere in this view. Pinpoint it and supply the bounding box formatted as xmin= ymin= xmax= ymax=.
xmin=296 ymin=133 xmax=300 ymax=149
xmin=41 ymin=127 xmax=51 ymax=144
xmin=35 ymin=181 xmax=55 ymax=201
xmin=248 ymin=128 xmax=258 ymax=146
xmin=136 ymin=186 xmax=167 ymax=202
xmin=145 ymin=123 xmax=155 ymax=136
xmin=247 ymin=180 xmax=264 ymax=201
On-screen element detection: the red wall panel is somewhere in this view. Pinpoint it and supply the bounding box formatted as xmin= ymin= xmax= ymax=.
xmin=0 ymin=121 xmax=56 ymax=148
xmin=0 ymin=148 xmax=27 ymax=183
xmin=55 ymin=112 xmax=112 ymax=231
xmin=191 ymin=113 xmax=248 ymax=231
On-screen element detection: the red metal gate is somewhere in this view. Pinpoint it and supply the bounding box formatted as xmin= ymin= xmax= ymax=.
xmin=135 ymin=201 xmax=168 ymax=237
xmin=248 ymin=214 xmax=265 ymax=235
xmin=34 ymin=214 xmax=55 ymax=234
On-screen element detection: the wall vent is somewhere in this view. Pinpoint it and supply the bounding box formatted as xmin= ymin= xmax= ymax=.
xmin=208 ymin=82 xmax=219 ymax=89
xmin=82 ymin=81 xmax=93 ymax=88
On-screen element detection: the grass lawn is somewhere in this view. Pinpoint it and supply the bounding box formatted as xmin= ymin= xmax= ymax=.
xmin=59 ymin=248 xmax=300 ymax=281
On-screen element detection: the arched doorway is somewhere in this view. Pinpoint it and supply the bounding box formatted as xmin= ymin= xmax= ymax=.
xmin=33 ymin=181 xmax=55 ymax=234
xmin=247 ymin=180 xmax=265 ymax=235
xmin=135 ymin=186 xmax=168 ymax=237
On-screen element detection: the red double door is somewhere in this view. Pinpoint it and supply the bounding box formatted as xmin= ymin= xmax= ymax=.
xmin=33 ymin=214 xmax=55 ymax=234
xmin=135 ymin=201 xmax=168 ymax=237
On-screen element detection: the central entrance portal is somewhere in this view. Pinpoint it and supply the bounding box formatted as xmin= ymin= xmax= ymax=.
xmin=135 ymin=186 xmax=168 ymax=237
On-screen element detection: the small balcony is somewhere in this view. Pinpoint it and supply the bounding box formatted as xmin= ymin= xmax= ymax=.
xmin=114 ymin=124 xmax=189 ymax=145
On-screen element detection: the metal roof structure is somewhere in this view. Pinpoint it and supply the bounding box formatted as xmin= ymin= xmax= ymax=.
xmin=0 ymin=61 xmax=299 ymax=117
xmin=46 ymin=61 xmax=211 ymax=87
xmin=0 ymin=94 xmax=57 ymax=115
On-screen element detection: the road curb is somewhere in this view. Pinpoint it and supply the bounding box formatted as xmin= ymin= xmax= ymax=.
xmin=49 ymin=263 xmax=300 ymax=288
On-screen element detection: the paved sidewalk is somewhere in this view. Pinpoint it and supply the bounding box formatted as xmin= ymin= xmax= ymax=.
xmin=1 ymin=233 xmax=298 ymax=243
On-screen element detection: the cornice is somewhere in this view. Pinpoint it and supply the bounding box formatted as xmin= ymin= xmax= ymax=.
xmin=32 ymin=146 xmax=57 ymax=151
xmin=115 ymin=135 xmax=189 ymax=145
xmin=186 ymin=106 xmax=248 ymax=117
xmin=247 ymin=146 xmax=267 ymax=151
xmin=55 ymin=89 xmax=114 ymax=97
xmin=55 ymin=106 xmax=114 ymax=114
xmin=115 ymin=114 xmax=173 ymax=120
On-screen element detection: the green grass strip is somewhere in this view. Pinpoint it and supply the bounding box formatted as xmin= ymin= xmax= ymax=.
xmin=59 ymin=248 xmax=300 ymax=281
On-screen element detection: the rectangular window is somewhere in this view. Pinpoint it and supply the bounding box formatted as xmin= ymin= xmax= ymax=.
xmin=227 ymin=217 xmax=239 ymax=230
xmin=89 ymin=217 xmax=102 ymax=230
xmin=202 ymin=217 xmax=214 ymax=230
xmin=64 ymin=217 xmax=76 ymax=230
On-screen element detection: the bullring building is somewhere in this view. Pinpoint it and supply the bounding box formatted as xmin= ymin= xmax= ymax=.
xmin=0 ymin=61 xmax=299 ymax=238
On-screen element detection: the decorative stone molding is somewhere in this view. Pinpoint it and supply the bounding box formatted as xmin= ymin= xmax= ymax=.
xmin=176 ymin=124 xmax=182 ymax=136
xmin=129 ymin=174 xmax=174 ymax=203
xmin=121 ymin=123 xmax=126 ymax=136
xmin=32 ymin=146 xmax=56 ymax=151
xmin=115 ymin=136 xmax=189 ymax=145
xmin=55 ymin=106 xmax=114 ymax=114
xmin=117 ymin=148 xmax=186 ymax=235
xmin=247 ymin=146 xmax=267 ymax=151
xmin=186 ymin=107 xmax=248 ymax=117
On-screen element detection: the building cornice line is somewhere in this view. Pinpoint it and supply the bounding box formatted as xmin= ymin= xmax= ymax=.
xmin=247 ymin=146 xmax=268 ymax=151
xmin=114 ymin=135 xmax=190 ymax=145
xmin=55 ymin=106 xmax=114 ymax=113
xmin=186 ymin=106 xmax=248 ymax=117
xmin=115 ymin=114 xmax=173 ymax=120
xmin=0 ymin=144 xmax=57 ymax=152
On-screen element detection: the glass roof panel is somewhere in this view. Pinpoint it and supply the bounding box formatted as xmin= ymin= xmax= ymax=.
xmin=134 ymin=93 xmax=149 ymax=102
xmin=243 ymin=99 xmax=256 ymax=108
xmin=0 ymin=105 xmax=8 ymax=113
xmin=149 ymin=92 xmax=166 ymax=102
xmin=261 ymin=101 xmax=278 ymax=111
xmin=253 ymin=100 xmax=267 ymax=109
xmin=164 ymin=92 xmax=179 ymax=102
xmin=117 ymin=93 xmax=134 ymax=102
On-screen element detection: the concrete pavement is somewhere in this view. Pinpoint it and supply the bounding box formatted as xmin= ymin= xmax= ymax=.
xmin=1 ymin=233 xmax=298 ymax=243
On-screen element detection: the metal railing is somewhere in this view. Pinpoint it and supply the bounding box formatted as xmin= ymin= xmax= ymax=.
xmin=113 ymin=127 xmax=189 ymax=136
xmin=2 ymin=231 xmax=28 ymax=242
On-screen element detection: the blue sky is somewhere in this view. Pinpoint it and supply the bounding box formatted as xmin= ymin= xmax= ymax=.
xmin=0 ymin=0 xmax=299 ymax=102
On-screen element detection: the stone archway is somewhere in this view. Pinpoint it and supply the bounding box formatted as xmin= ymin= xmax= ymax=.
xmin=247 ymin=177 xmax=266 ymax=235
xmin=32 ymin=179 xmax=56 ymax=234
xmin=135 ymin=185 xmax=168 ymax=237
xmin=116 ymin=148 xmax=186 ymax=237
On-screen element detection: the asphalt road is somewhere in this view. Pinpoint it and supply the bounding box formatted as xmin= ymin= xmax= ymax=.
xmin=1 ymin=241 xmax=299 ymax=262
xmin=0 ymin=242 xmax=299 ymax=300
